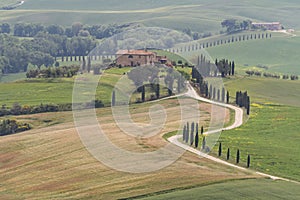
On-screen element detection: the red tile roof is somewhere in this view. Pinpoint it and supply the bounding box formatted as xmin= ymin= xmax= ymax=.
xmin=116 ymin=50 xmax=155 ymax=56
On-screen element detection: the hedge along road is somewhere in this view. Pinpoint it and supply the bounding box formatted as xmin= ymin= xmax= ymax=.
xmin=168 ymin=83 xmax=300 ymax=185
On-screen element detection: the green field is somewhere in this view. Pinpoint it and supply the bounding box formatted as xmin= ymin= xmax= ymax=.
xmin=1 ymin=0 xmax=300 ymax=33
xmin=206 ymin=32 xmax=300 ymax=75
xmin=203 ymin=76 xmax=300 ymax=182
xmin=139 ymin=179 xmax=300 ymax=200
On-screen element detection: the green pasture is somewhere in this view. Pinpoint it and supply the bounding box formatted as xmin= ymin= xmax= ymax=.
xmin=207 ymin=32 xmax=300 ymax=75
xmin=139 ymin=179 xmax=300 ymax=200
xmin=1 ymin=0 xmax=299 ymax=33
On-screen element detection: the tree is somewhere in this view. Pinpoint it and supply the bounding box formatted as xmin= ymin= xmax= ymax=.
xmin=226 ymin=91 xmax=230 ymax=103
xmin=190 ymin=122 xmax=195 ymax=145
xmin=247 ymin=155 xmax=251 ymax=168
xmin=141 ymin=85 xmax=145 ymax=102
xmin=112 ymin=90 xmax=116 ymax=106
xmin=186 ymin=122 xmax=189 ymax=143
xmin=72 ymin=22 xmax=83 ymax=36
xmin=236 ymin=149 xmax=240 ymax=164
xmin=231 ymin=61 xmax=235 ymax=75
xmin=183 ymin=125 xmax=186 ymax=142
xmin=201 ymin=126 xmax=204 ymax=135
xmin=222 ymin=88 xmax=225 ymax=102
xmin=195 ymin=128 xmax=199 ymax=148
xmin=218 ymin=142 xmax=222 ymax=156
xmin=0 ymin=23 xmax=10 ymax=34
xmin=227 ymin=148 xmax=230 ymax=160
xmin=87 ymin=56 xmax=91 ymax=73
xmin=202 ymin=136 xmax=206 ymax=150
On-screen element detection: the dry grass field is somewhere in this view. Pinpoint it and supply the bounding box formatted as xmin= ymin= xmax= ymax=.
xmin=0 ymin=98 xmax=259 ymax=199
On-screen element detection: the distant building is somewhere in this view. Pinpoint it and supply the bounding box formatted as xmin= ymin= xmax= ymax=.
xmin=251 ymin=22 xmax=282 ymax=31
xmin=116 ymin=50 xmax=171 ymax=67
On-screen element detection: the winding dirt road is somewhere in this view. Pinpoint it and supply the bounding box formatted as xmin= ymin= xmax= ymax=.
xmin=168 ymin=83 xmax=300 ymax=184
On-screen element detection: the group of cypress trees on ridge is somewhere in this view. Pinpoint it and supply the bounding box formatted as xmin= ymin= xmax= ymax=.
xmin=218 ymin=142 xmax=251 ymax=168
xmin=236 ymin=91 xmax=251 ymax=115
xmin=168 ymin=32 xmax=272 ymax=54
xmin=182 ymin=122 xmax=208 ymax=151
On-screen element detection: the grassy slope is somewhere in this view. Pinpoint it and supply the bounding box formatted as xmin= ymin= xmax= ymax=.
xmin=139 ymin=179 xmax=300 ymax=200
xmin=0 ymin=99 xmax=254 ymax=199
xmin=206 ymin=76 xmax=300 ymax=181
xmin=207 ymin=32 xmax=300 ymax=75
xmin=0 ymin=67 xmax=131 ymax=107
xmin=1 ymin=0 xmax=300 ymax=32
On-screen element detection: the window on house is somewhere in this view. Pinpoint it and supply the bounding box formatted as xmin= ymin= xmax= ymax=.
xmin=128 ymin=55 xmax=133 ymax=58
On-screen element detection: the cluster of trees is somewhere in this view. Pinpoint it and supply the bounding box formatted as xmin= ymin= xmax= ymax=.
xmin=215 ymin=59 xmax=235 ymax=77
xmin=208 ymin=85 xmax=230 ymax=103
xmin=0 ymin=119 xmax=31 ymax=136
xmin=26 ymin=65 xmax=80 ymax=78
xmin=0 ymin=100 xmax=104 ymax=117
xmin=182 ymin=122 xmax=208 ymax=151
xmin=236 ymin=91 xmax=250 ymax=115
xmin=182 ymin=27 xmax=212 ymax=40
xmin=0 ymin=32 xmax=96 ymax=74
xmin=0 ymin=22 xmax=136 ymax=39
xmin=246 ymin=70 xmax=299 ymax=80
xmin=127 ymin=66 xmax=185 ymax=103
xmin=221 ymin=19 xmax=252 ymax=33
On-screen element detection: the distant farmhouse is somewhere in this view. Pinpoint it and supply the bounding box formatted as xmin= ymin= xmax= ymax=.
xmin=251 ymin=22 xmax=282 ymax=31
xmin=116 ymin=49 xmax=171 ymax=67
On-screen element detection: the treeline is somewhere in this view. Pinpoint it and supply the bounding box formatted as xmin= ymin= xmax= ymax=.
xmin=0 ymin=22 xmax=136 ymax=39
xmin=221 ymin=19 xmax=272 ymax=34
xmin=246 ymin=70 xmax=299 ymax=80
xmin=26 ymin=65 xmax=80 ymax=78
xmin=0 ymin=32 xmax=96 ymax=74
xmin=0 ymin=119 xmax=31 ymax=136
xmin=168 ymin=32 xmax=271 ymax=53
xmin=217 ymin=142 xmax=251 ymax=168
xmin=0 ymin=100 xmax=104 ymax=117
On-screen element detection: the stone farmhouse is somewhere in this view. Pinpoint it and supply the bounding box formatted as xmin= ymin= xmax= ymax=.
xmin=116 ymin=49 xmax=171 ymax=67
xmin=251 ymin=22 xmax=282 ymax=31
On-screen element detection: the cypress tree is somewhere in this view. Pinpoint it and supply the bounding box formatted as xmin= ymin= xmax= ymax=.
xmin=209 ymin=85 xmax=212 ymax=99
xmin=231 ymin=61 xmax=235 ymax=75
xmin=217 ymin=89 xmax=220 ymax=101
xmin=222 ymin=88 xmax=225 ymax=102
xmin=236 ymin=149 xmax=240 ymax=164
xmin=247 ymin=155 xmax=251 ymax=168
xmin=227 ymin=148 xmax=230 ymax=160
xmin=195 ymin=128 xmax=199 ymax=148
xmin=201 ymin=126 xmax=204 ymax=135
xmin=190 ymin=122 xmax=195 ymax=145
xmin=87 ymin=56 xmax=91 ymax=73
xmin=213 ymin=87 xmax=216 ymax=99
xmin=218 ymin=142 xmax=222 ymax=156
xmin=155 ymin=83 xmax=160 ymax=99
xmin=141 ymin=85 xmax=145 ymax=102
xmin=202 ymin=136 xmax=206 ymax=150
xmin=226 ymin=91 xmax=230 ymax=104
xmin=112 ymin=90 xmax=116 ymax=106
xmin=186 ymin=122 xmax=189 ymax=143
xmin=183 ymin=125 xmax=186 ymax=141
xmin=246 ymin=96 xmax=250 ymax=115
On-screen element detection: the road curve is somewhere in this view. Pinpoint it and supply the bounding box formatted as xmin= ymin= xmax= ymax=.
xmin=168 ymin=83 xmax=300 ymax=184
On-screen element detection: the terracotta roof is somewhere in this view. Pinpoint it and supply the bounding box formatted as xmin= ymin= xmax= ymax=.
xmin=116 ymin=50 xmax=155 ymax=56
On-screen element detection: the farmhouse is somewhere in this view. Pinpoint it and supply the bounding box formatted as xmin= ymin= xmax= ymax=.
xmin=116 ymin=49 xmax=171 ymax=67
xmin=251 ymin=22 xmax=282 ymax=31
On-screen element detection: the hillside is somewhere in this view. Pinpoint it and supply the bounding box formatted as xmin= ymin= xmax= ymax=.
xmin=0 ymin=0 xmax=299 ymax=32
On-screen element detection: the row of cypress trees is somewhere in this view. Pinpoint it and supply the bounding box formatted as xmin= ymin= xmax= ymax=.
xmin=218 ymin=143 xmax=251 ymax=168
